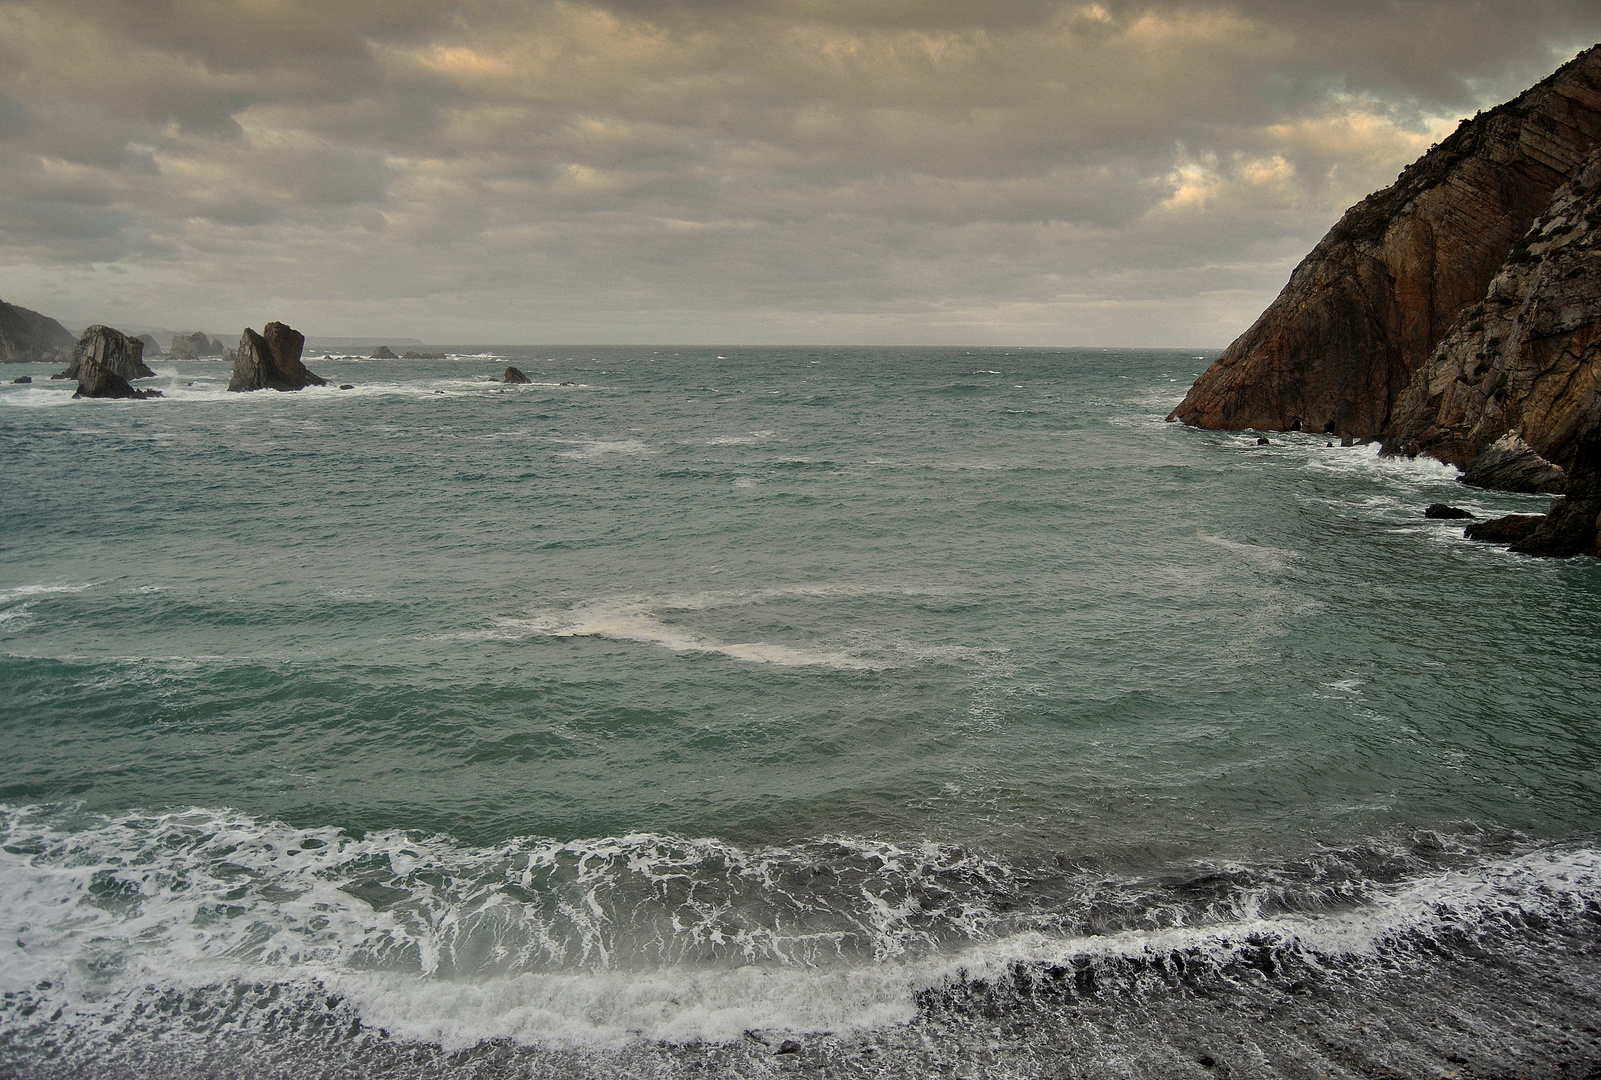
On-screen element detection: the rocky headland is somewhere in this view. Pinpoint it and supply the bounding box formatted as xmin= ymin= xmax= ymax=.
xmin=228 ymin=322 xmax=326 ymax=392
xmin=1169 ymin=45 xmax=1601 ymax=557
xmin=0 ymin=299 xmax=76 ymax=364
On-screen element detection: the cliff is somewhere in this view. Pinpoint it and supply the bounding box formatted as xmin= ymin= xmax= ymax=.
xmin=1383 ymin=147 xmax=1601 ymax=478
xmin=0 ymin=299 xmax=76 ymax=363
xmin=1168 ymin=46 xmax=1601 ymax=437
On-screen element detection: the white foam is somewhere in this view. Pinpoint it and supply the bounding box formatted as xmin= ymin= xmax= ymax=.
xmin=553 ymin=438 xmax=651 ymax=459
xmin=473 ymin=585 xmax=955 ymax=669
xmin=0 ymin=581 xmax=95 ymax=600
xmin=3 ymin=806 xmax=1597 ymax=1050
xmin=490 ymin=599 xmax=881 ymax=670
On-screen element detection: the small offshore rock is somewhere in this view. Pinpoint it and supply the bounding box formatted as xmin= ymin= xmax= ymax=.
xmin=1465 ymin=514 xmax=1546 ymax=544
xmin=1256 ymin=436 xmax=1270 ymax=445
xmin=1424 ymin=504 xmax=1475 ymax=519
xmin=503 ymin=366 xmax=532 ymax=384
xmin=1460 ymin=433 xmax=1567 ymax=493
xmin=401 ymin=351 xmax=446 ymax=359
xmin=370 ymin=345 xmax=397 ymax=359
xmin=340 ymin=383 xmax=355 ymax=390
xmin=12 ymin=375 xmax=31 ymax=384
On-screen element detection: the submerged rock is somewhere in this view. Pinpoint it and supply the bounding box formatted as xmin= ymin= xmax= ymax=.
xmin=503 ymin=366 xmax=532 ymax=384
xmin=1465 ymin=514 xmax=1546 ymax=544
xmin=63 ymin=325 xmax=155 ymax=382
xmin=1424 ymin=504 xmax=1474 ymax=519
xmin=1459 ymin=433 xmax=1567 ymax=493
xmin=227 ymin=322 xmax=326 ymax=392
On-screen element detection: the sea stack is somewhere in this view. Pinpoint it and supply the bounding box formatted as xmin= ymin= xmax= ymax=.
xmin=227 ymin=322 xmax=326 ymax=392
xmin=64 ymin=325 xmax=156 ymax=382
xmin=169 ymin=331 xmax=222 ymax=360
xmin=1168 ymin=46 xmax=1601 ymax=442
xmin=69 ymin=326 xmax=162 ymax=399
xmin=503 ymin=366 xmax=531 ymax=383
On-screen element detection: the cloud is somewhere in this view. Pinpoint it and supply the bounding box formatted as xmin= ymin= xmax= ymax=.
xmin=0 ymin=0 xmax=1597 ymax=343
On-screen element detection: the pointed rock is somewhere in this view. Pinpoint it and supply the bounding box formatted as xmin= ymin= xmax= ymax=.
xmin=227 ymin=322 xmax=326 ymax=392
xmin=503 ymin=366 xmax=532 ymax=383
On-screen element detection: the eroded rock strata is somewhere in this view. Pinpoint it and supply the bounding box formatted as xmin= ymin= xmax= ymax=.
xmin=1169 ymin=46 xmax=1601 ymax=438
xmin=228 ymin=322 xmax=326 ymax=392
xmin=1384 ymin=148 xmax=1601 ymax=480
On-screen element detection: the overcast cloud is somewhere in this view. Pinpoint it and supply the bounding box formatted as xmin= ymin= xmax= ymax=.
xmin=0 ymin=1 xmax=1597 ymax=344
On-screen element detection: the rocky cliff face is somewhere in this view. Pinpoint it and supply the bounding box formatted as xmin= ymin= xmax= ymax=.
xmin=63 ymin=325 xmax=156 ymax=382
xmin=227 ymin=322 xmax=326 ymax=392
xmin=1169 ymin=46 xmax=1601 ymax=437
xmin=0 ymin=299 xmax=76 ymax=363
xmin=1383 ymin=147 xmax=1601 ymax=477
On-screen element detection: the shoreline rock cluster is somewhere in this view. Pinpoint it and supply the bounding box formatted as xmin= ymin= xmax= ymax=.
xmin=1170 ymin=44 xmax=1601 ymax=558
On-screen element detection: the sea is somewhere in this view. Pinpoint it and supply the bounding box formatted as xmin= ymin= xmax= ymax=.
xmin=2 ymin=347 xmax=1599 ymax=1079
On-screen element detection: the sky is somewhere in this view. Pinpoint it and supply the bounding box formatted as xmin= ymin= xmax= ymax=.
xmin=1 ymin=2 xmax=1598 ymax=346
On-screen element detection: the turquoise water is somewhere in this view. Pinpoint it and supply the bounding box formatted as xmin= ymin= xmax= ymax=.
xmin=3 ymin=347 xmax=1600 ymax=1078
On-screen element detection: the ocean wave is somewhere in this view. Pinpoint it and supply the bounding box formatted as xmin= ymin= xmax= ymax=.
xmin=2 ymin=805 xmax=1597 ymax=1054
